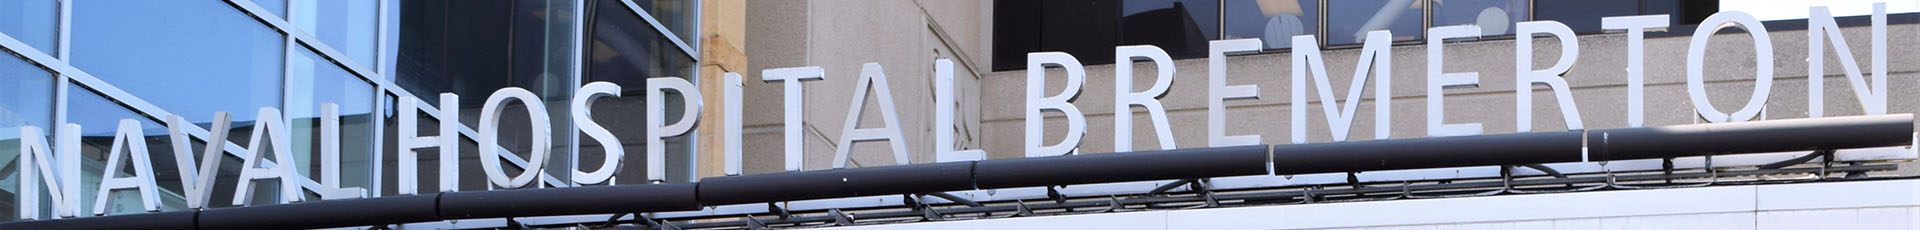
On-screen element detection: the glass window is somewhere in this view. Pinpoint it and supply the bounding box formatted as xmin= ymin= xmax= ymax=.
xmin=632 ymin=0 xmax=699 ymax=47
xmin=70 ymin=0 xmax=283 ymax=127
xmin=253 ymin=0 xmax=288 ymax=20
xmin=65 ymin=86 xmax=189 ymax=215
xmin=0 ymin=0 xmax=59 ymax=56
xmin=990 ymin=0 xmax=1120 ymax=71
xmin=395 ymin=0 xmax=576 ymax=189
xmin=1326 ymin=0 xmax=1424 ymax=46
xmin=1120 ymin=0 xmax=1218 ymax=58
xmin=586 ymin=0 xmax=696 ymax=184
xmin=287 ymin=46 xmax=376 ymax=195
xmin=293 ymin=0 xmax=380 ymax=66
xmin=0 ymin=54 xmax=54 ymax=221
xmin=1433 ymin=0 xmax=1527 ymax=36
xmin=1224 ymin=0 xmax=1319 ymax=50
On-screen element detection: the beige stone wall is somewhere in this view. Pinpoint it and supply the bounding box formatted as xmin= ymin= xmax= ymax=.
xmin=976 ymin=24 xmax=1920 ymax=159
xmin=737 ymin=0 xmax=1918 ymax=176
xmin=738 ymin=0 xmax=993 ymax=175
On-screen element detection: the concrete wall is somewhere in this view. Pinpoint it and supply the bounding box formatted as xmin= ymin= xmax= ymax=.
xmin=740 ymin=0 xmax=1918 ymax=174
xmin=979 ymin=23 xmax=1920 ymax=159
xmin=741 ymin=0 xmax=992 ymax=174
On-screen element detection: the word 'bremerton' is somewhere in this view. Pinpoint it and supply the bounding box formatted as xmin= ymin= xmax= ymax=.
xmin=14 ymin=5 xmax=1899 ymax=219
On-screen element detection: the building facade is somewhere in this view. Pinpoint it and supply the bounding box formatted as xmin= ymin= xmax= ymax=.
xmin=1 ymin=0 xmax=1919 ymax=229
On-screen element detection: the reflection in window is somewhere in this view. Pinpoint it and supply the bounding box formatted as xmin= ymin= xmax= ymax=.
xmin=71 ymin=0 xmax=283 ymax=127
xmin=64 ymin=86 xmax=189 ymax=215
xmin=586 ymin=0 xmax=697 ymax=184
xmin=288 ymin=46 xmax=376 ymax=195
xmin=1225 ymin=0 xmax=1319 ymax=50
xmin=633 ymin=0 xmax=699 ymax=47
xmin=1433 ymin=0 xmax=1527 ymax=36
xmin=1326 ymin=0 xmax=1424 ymax=46
xmin=0 ymin=0 xmax=58 ymax=56
xmin=293 ymin=0 xmax=380 ymax=66
xmin=0 ymin=54 xmax=54 ymax=221
xmin=1121 ymin=0 xmax=1218 ymax=57
xmin=395 ymin=0 xmax=576 ymax=189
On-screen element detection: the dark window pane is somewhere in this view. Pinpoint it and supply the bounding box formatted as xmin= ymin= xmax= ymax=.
xmin=395 ymin=0 xmax=575 ymax=189
xmin=634 ymin=0 xmax=699 ymax=47
xmin=71 ymin=0 xmax=283 ymax=126
xmin=991 ymin=0 xmax=1120 ymax=71
xmin=0 ymin=0 xmax=58 ymax=56
xmin=584 ymin=0 xmax=696 ymax=184
xmin=1534 ymin=0 xmax=1643 ymax=34
xmin=1326 ymin=0 xmax=1424 ymax=45
xmin=1433 ymin=0 xmax=1527 ymax=36
xmin=1121 ymin=0 xmax=1218 ymax=57
xmin=1224 ymin=0 xmax=1318 ymax=50
xmin=0 ymin=53 xmax=55 ymax=221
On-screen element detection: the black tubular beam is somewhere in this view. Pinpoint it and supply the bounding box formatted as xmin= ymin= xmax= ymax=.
xmin=698 ymin=161 xmax=976 ymax=205
xmin=1271 ymin=131 xmax=1586 ymax=175
xmin=198 ymin=194 xmax=440 ymax=230
xmin=438 ymin=183 xmax=700 ymax=219
xmin=1589 ymin=114 xmax=1914 ymax=161
xmin=0 ymin=210 xmax=196 ymax=230
xmin=3 ymin=115 xmax=1910 ymax=230
xmin=973 ymin=145 xmax=1271 ymax=189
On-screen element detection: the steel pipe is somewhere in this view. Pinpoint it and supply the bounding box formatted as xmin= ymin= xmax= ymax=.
xmin=1271 ymin=131 xmax=1586 ymax=175
xmin=973 ymin=145 xmax=1271 ymax=189
xmin=1590 ymin=114 xmax=1913 ymax=161
xmin=697 ymin=161 xmax=976 ymax=205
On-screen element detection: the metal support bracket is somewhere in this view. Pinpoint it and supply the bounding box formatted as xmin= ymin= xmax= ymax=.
xmin=768 ymin=202 xmax=792 ymax=219
xmin=828 ymin=209 xmax=855 ymax=226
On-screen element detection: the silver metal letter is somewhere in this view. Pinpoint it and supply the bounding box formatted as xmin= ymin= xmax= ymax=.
xmin=1026 ymin=52 xmax=1089 ymax=157
xmin=723 ymin=73 xmax=745 ymax=175
xmin=761 ymin=67 xmax=823 ymax=171
xmin=833 ymin=63 xmax=913 ymax=168
xmin=1808 ymin=3 xmax=1888 ymax=117
xmin=1114 ymin=45 xmax=1179 ymax=151
xmin=573 ymin=82 xmax=624 ymax=184
xmin=1686 ymin=11 xmax=1774 ymax=123
xmin=935 ymin=59 xmax=984 ymax=162
xmin=232 ymin=108 xmax=303 ymax=205
xmin=1208 ymin=39 xmax=1263 ymax=147
xmin=1427 ymin=25 xmax=1484 ymax=137
xmin=17 ymin=124 xmax=81 ymax=219
xmin=1602 ymin=15 xmax=1669 ymax=127
xmin=93 ymin=119 xmax=162 ymax=215
xmin=1515 ymin=21 xmax=1584 ymax=132
xmin=647 ymin=77 xmax=703 ymax=182
xmin=166 ymin=113 xmax=231 ymax=209
xmin=479 ymin=88 xmax=554 ymax=188
xmin=1292 ymin=31 xmax=1392 ymax=143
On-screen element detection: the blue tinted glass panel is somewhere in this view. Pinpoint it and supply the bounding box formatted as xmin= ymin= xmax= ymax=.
xmin=71 ymin=0 xmax=283 ymax=125
xmin=1326 ymin=0 xmax=1425 ymax=45
xmin=0 ymin=0 xmax=59 ymax=56
xmin=0 ymin=54 xmax=54 ymax=221
xmin=288 ymin=46 xmax=374 ymax=192
xmin=1224 ymin=0 xmax=1318 ymax=50
xmin=1433 ymin=0 xmax=1527 ymax=36
xmin=253 ymin=0 xmax=288 ymax=20
xmin=295 ymin=0 xmax=379 ymax=65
